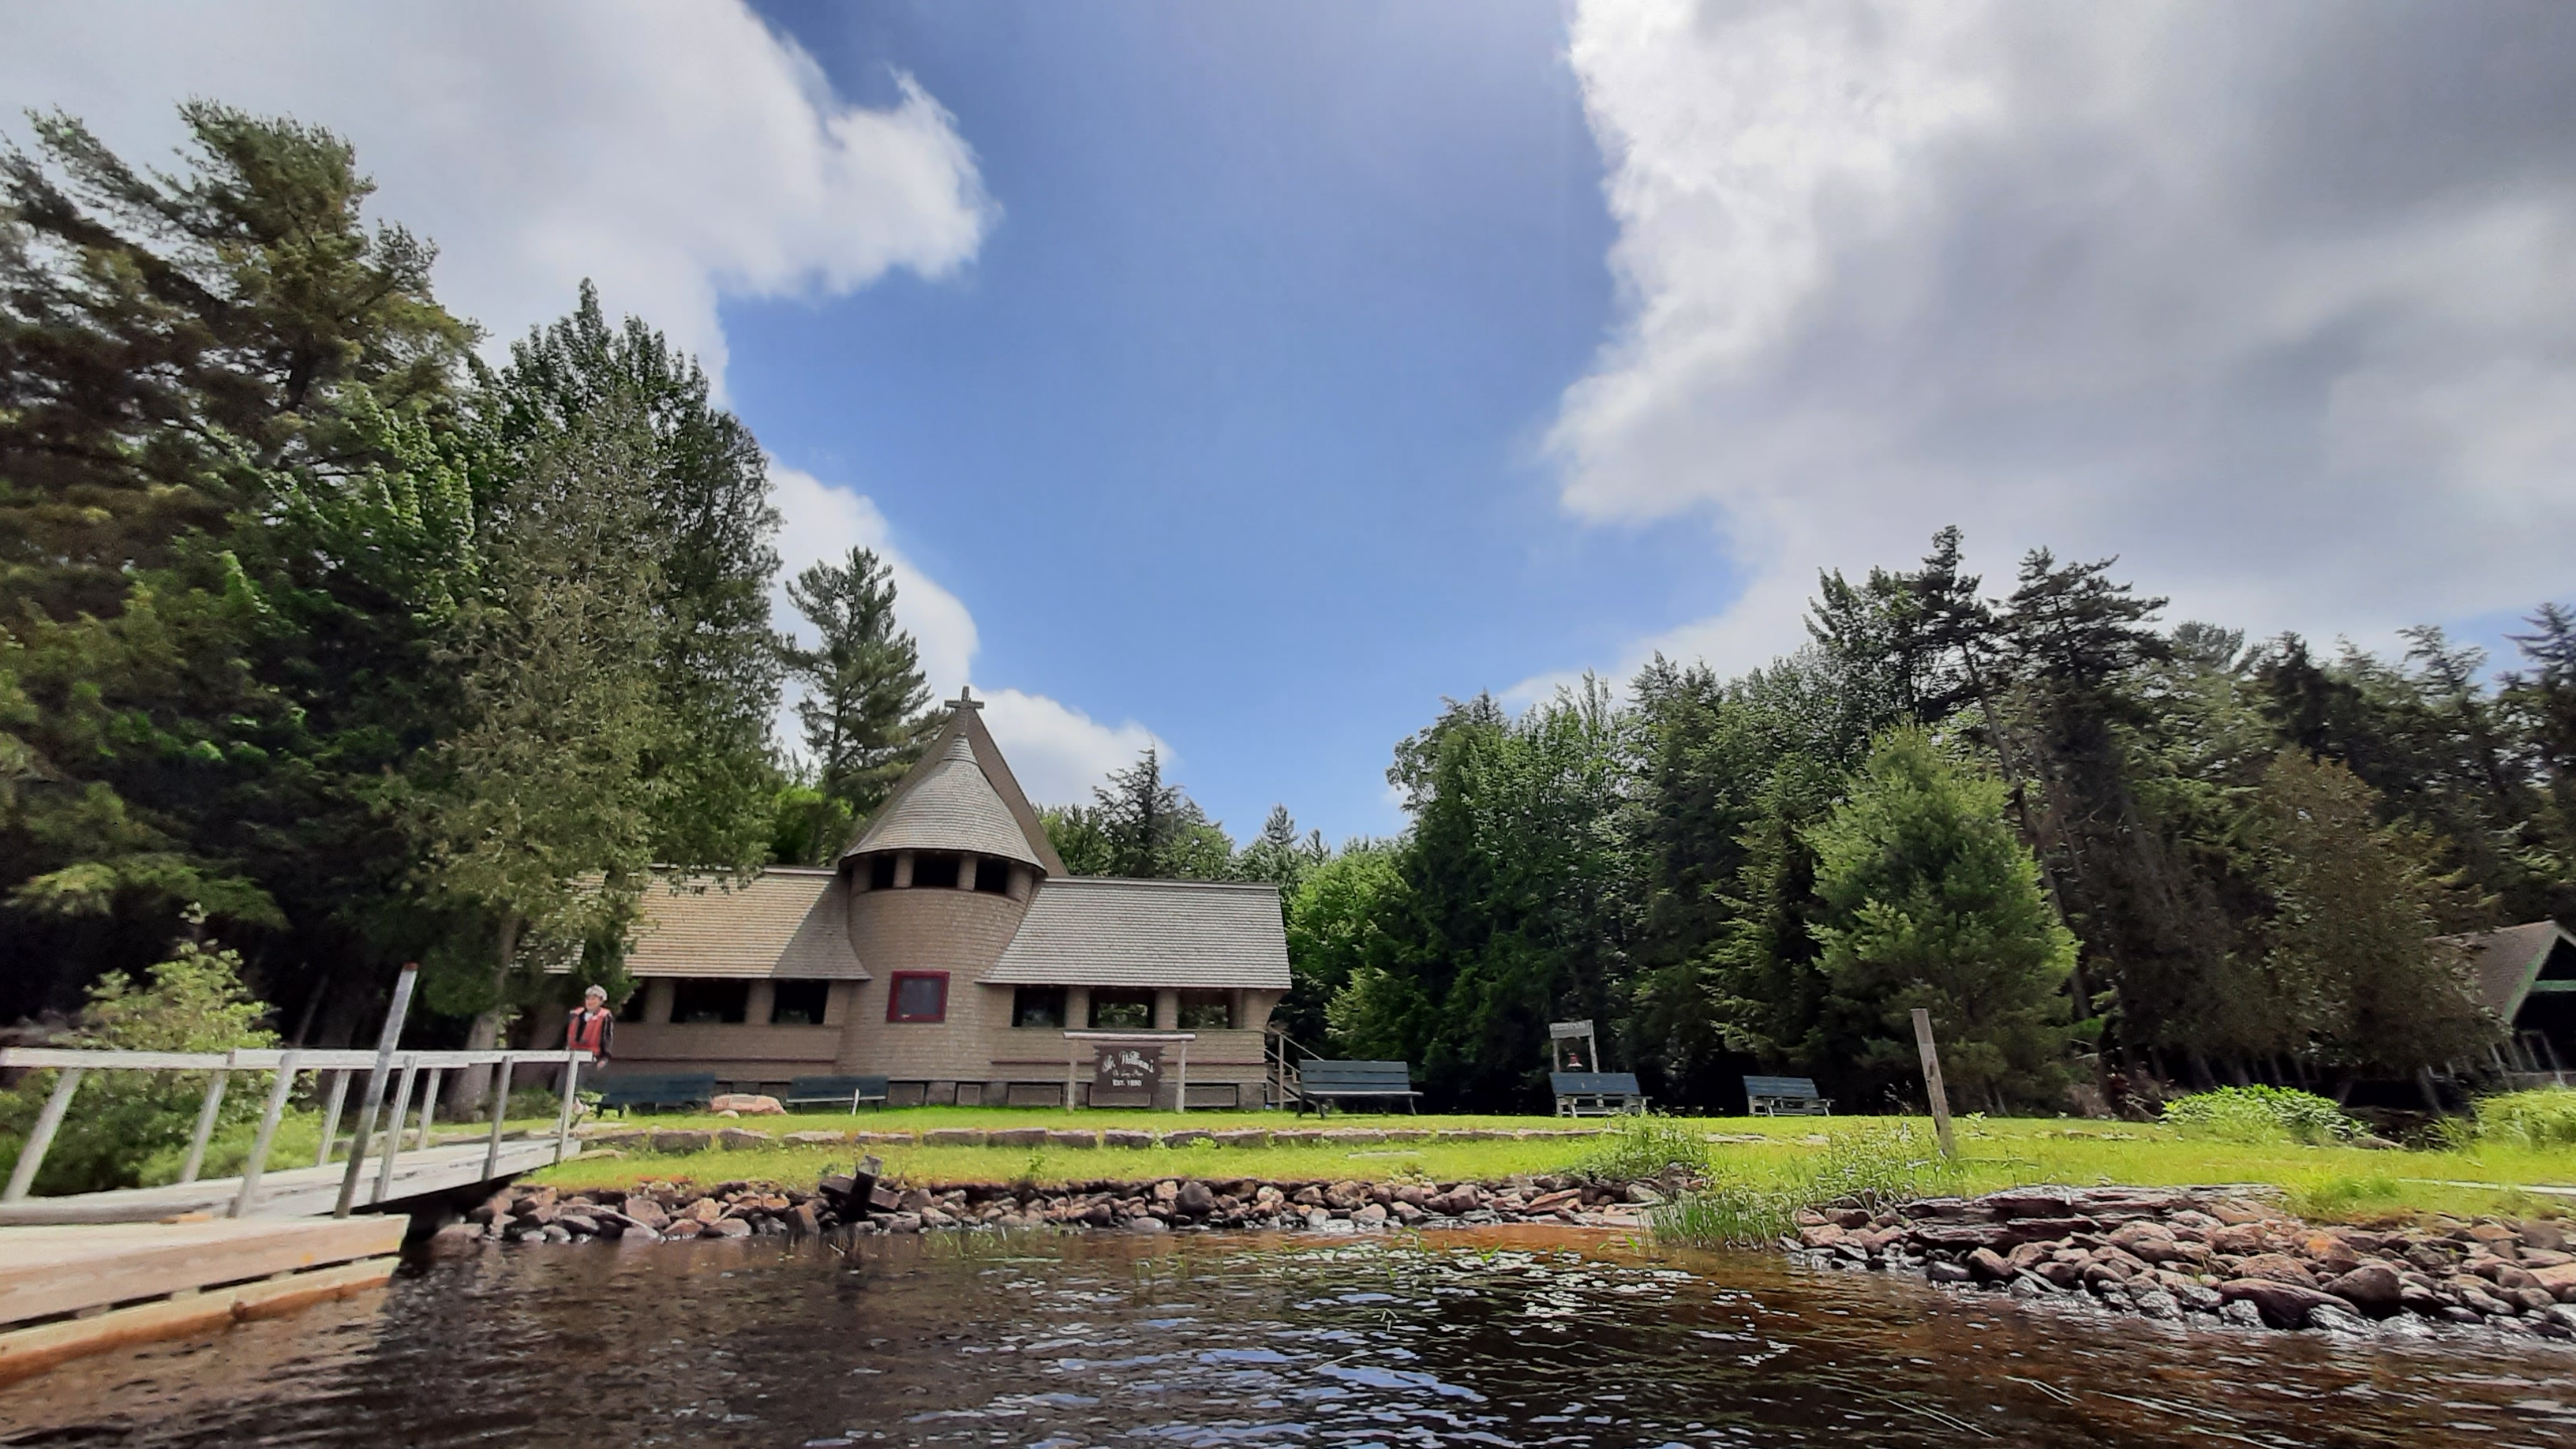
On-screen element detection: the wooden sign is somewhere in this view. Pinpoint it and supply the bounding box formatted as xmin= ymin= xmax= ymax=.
xmin=1091 ymin=1043 xmax=1163 ymax=1106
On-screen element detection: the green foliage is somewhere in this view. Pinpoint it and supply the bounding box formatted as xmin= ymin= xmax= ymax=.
xmin=1278 ymin=842 xmax=1401 ymax=1046
xmin=2160 ymin=1085 xmax=2361 ymax=1144
xmin=1654 ymin=1122 xmax=1962 ymax=1249
xmin=1 ymin=938 xmax=279 ymax=1194
xmin=1572 ymin=1114 xmax=1709 ymax=1185
xmin=2468 ymin=1087 xmax=2576 ymax=1149
xmin=1807 ymin=726 xmax=2076 ymax=1111
xmin=1054 ymin=748 xmax=1238 ymax=881
xmin=779 ymin=546 xmax=931 ymax=856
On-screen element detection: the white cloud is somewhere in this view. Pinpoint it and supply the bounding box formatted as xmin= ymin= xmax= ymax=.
xmin=1542 ymin=0 xmax=2576 ymax=688
xmin=0 ymin=0 xmax=993 ymax=391
xmin=770 ymin=466 xmax=1165 ymax=803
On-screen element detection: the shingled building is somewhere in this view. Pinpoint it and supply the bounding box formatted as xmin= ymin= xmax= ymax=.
xmin=597 ymin=694 xmax=1290 ymax=1107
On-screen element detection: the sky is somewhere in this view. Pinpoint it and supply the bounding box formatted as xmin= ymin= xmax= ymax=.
xmin=6 ymin=1 xmax=2574 ymax=844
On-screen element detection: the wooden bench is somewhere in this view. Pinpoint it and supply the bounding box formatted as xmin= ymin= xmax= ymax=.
xmin=1744 ymin=1074 xmax=1832 ymax=1117
xmin=1292 ymin=1059 xmax=1421 ymax=1115
xmin=784 ymin=1074 xmax=889 ymax=1113
xmin=1552 ymin=1071 xmax=1647 ymax=1118
xmin=595 ymin=1072 xmax=717 ymax=1116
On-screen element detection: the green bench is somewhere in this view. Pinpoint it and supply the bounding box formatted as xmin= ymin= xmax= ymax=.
xmin=784 ymin=1074 xmax=890 ymax=1113
xmin=595 ymin=1072 xmax=717 ymax=1116
xmin=1744 ymin=1074 xmax=1832 ymax=1116
xmin=1292 ymin=1059 xmax=1421 ymax=1115
xmin=1551 ymin=1071 xmax=1647 ymax=1117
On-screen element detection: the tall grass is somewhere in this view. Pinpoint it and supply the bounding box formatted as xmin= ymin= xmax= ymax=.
xmin=1572 ymin=1114 xmax=1710 ymax=1184
xmin=2161 ymin=1085 xmax=2360 ymax=1144
xmin=2468 ymin=1087 xmax=2576 ymax=1149
xmin=1654 ymin=1121 xmax=1960 ymax=1249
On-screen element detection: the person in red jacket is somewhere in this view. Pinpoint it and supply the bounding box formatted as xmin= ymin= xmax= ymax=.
xmin=566 ymin=984 xmax=614 ymax=1064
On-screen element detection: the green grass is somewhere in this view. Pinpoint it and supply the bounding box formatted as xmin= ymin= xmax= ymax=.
xmin=530 ymin=1108 xmax=2576 ymax=1226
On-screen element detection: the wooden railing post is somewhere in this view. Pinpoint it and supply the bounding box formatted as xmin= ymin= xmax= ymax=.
xmin=552 ymin=1054 xmax=582 ymax=1164
xmin=482 ymin=1057 xmax=516 ymax=1180
xmin=3 ymin=1067 xmax=84 ymax=1202
xmin=176 ymin=1068 xmax=232 ymax=1185
xmin=335 ymin=964 xmax=418 ymax=1218
xmin=230 ymin=1050 xmax=302 ymax=1218
xmin=373 ymin=1057 xmax=421 ymax=1202
xmin=314 ymin=1069 xmax=350 ymax=1167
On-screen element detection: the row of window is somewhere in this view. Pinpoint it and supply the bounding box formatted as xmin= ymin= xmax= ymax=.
xmin=623 ymin=976 xmax=1237 ymax=1030
xmin=863 ymin=851 xmax=1013 ymax=894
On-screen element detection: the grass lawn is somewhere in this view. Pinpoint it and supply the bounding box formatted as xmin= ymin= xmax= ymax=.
xmin=528 ymin=1107 xmax=2576 ymax=1225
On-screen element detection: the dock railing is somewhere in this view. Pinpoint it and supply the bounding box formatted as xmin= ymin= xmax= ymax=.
xmin=0 ymin=1044 xmax=588 ymax=1217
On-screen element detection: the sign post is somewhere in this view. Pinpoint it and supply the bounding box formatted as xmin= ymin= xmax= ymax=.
xmin=1910 ymin=1008 xmax=1958 ymax=1159
xmin=1061 ymin=1031 xmax=1196 ymax=1112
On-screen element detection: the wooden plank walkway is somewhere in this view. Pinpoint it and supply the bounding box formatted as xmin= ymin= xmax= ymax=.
xmin=0 ymin=1138 xmax=577 ymax=1226
xmin=0 ymin=1217 xmax=404 ymax=1384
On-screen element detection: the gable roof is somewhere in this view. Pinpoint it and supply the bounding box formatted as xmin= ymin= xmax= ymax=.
xmin=984 ymin=877 xmax=1290 ymax=990
xmin=842 ymin=697 xmax=1064 ymax=874
xmin=2457 ymin=920 xmax=2576 ymax=1019
xmin=618 ymin=868 xmax=869 ymax=979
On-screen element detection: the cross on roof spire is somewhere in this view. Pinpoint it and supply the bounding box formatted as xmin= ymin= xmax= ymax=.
xmin=949 ymin=685 xmax=983 ymax=712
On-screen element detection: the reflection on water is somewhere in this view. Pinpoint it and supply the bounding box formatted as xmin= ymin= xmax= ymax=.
xmin=3 ymin=1225 xmax=2572 ymax=1447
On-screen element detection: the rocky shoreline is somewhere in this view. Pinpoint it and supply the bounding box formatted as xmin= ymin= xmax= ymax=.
xmin=1795 ymin=1184 xmax=2576 ymax=1339
xmin=441 ymin=1173 xmax=2576 ymax=1342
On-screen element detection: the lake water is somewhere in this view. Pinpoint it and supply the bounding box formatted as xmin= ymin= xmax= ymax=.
xmin=3 ymin=1226 xmax=2571 ymax=1447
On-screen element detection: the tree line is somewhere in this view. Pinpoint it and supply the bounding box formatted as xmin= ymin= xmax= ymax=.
xmin=1272 ymin=529 xmax=2574 ymax=1113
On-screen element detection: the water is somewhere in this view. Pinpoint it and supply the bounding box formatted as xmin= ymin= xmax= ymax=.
xmin=4 ymin=1226 xmax=2572 ymax=1447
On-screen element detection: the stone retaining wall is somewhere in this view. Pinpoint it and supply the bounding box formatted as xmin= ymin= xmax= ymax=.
xmin=574 ymin=1124 xmax=1613 ymax=1155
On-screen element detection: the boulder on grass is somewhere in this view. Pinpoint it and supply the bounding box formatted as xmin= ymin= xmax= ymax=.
xmin=715 ymin=1128 xmax=773 ymax=1150
xmin=709 ymin=1094 xmax=784 ymax=1115
xmin=922 ymin=1129 xmax=987 ymax=1147
xmin=649 ymin=1129 xmax=712 ymax=1154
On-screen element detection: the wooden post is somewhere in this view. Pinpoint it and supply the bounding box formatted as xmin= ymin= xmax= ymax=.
xmin=335 ymin=964 xmax=418 ymax=1218
xmin=373 ymin=1058 xmax=420 ymax=1201
xmin=552 ymin=1054 xmax=582 ymax=1164
xmin=230 ymin=1051 xmax=303 ymax=1218
xmin=177 ymin=1069 xmax=230 ymax=1185
xmin=314 ymin=1069 xmax=351 ymax=1168
xmin=1911 ymin=1008 xmax=1958 ymax=1159
xmin=416 ymin=1067 xmax=442 ymax=1150
xmin=1065 ymin=1046 xmax=1077 ymax=1114
xmin=482 ymin=1057 xmax=515 ymax=1180
xmin=1174 ymin=1040 xmax=1189 ymax=1115
xmin=4 ymin=1066 xmax=84 ymax=1202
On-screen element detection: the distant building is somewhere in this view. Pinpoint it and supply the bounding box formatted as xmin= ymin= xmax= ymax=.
xmin=2456 ymin=919 xmax=2576 ymax=1085
xmin=591 ymin=693 xmax=1290 ymax=1107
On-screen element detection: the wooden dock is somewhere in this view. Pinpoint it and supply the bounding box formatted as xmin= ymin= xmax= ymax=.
xmin=0 ymin=1217 xmax=405 ymax=1384
xmin=0 ymin=1138 xmax=578 ymax=1226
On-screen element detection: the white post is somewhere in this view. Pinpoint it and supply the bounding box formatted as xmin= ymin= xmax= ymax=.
xmin=373 ymin=1058 xmax=420 ymax=1202
xmin=416 ymin=1067 xmax=442 ymax=1150
xmin=4 ymin=1067 xmax=84 ymax=1202
xmin=336 ymin=964 xmax=419 ymax=1218
xmin=482 ymin=1057 xmax=516 ymax=1180
xmin=1174 ymin=1040 xmax=1189 ymax=1115
xmin=177 ymin=1069 xmax=230 ymax=1185
xmin=553 ymin=1054 xmax=582 ymax=1163
xmin=230 ymin=1052 xmax=303 ymax=1218
xmin=315 ymin=1069 xmax=351 ymax=1167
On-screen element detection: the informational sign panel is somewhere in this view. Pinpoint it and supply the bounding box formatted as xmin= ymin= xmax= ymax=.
xmin=1091 ymin=1042 xmax=1163 ymax=1106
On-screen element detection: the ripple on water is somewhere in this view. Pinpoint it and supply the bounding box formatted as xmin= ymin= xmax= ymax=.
xmin=2 ymin=1226 xmax=2573 ymax=1447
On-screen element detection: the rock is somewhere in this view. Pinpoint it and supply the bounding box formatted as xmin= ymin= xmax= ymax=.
xmin=429 ymin=1221 xmax=487 ymax=1253
xmin=709 ymin=1093 xmax=784 ymax=1115
xmin=2107 ymin=1221 xmax=2185 ymax=1263
xmin=1212 ymin=1129 xmax=1270 ymax=1149
xmin=922 ymin=1129 xmax=987 ymax=1147
xmin=1967 ymin=1247 xmax=2016 ymax=1282
xmin=985 ymin=1127 xmax=1048 ymax=1148
xmin=650 ymin=1129 xmax=712 ymax=1154
xmin=1322 ymin=1129 xmax=1387 ymax=1146
xmin=2131 ymin=1288 xmax=2182 ymax=1320
xmin=2233 ymin=1252 xmax=2319 ymax=1287
xmin=2322 ymin=1263 xmax=2403 ymax=1316
xmin=556 ymin=1211 xmax=601 ymax=1236
xmin=2217 ymin=1299 xmax=2266 ymax=1328
xmin=2218 ymin=1279 xmax=2342 ymax=1328
xmin=620 ymin=1195 xmax=670 ymax=1230
xmin=1926 ymin=1260 xmax=1973 ymax=1284
xmin=716 ymin=1128 xmax=773 ymax=1150
xmin=2301 ymin=1234 xmax=2362 ymax=1275
xmin=1164 ymin=1129 xmax=1215 ymax=1148
xmin=2207 ymin=1223 xmax=2268 ymax=1255
xmin=1046 ymin=1130 xmax=1099 ymax=1148
xmin=1101 ymin=1130 xmax=1154 ymax=1149
xmin=1174 ymin=1181 xmax=1217 ymax=1218
xmin=2522 ymin=1219 xmax=2567 ymax=1252
xmin=2306 ymin=1301 xmax=2370 ymax=1334
xmin=1127 ymin=1215 xmax=1169 ymax=1234
xmin=1625 ymin=1183 xmax=1664 ymax=1206
xmin=782 ymin=1130 xmax=847 ymax=1146
xmin=1800 ymin=1224 xmax=1848 ymax=1249
xmin=1978 ymin=1186 xmax=2084 ymax=1219
xmin=2530 ymin=1262 xmax=2576 ymax=1300
xmin=1354 ymin=1203 xmax=1389 ymax=1228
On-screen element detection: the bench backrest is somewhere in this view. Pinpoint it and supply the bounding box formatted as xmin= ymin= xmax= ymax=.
xmin=1742 ymin=1074 xmax=1821 ymax=1100
xmin=597 ymin=1073 xmax=717 ymax=1103
xmin=1551 ymin=1072 xmax=1642 ymax=1096
xmin=1297 ymin=1059 xmax=1415 ymax=1093
xmin=788 ymin=1075 xmax=888 ymax=1098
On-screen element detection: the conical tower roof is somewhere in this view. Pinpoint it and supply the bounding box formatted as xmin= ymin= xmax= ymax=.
xmin=842 ymin=693 xmax=1061 ymax=873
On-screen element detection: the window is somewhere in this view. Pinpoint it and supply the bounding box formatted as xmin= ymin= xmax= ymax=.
xmin=911 ymin=852 xmax=961 ymax=889
xmin=669 ymin=979 xmax=749 ymax=1024
xmin=887 ymin=972 xmax=949 ymax=1023
xmin=1011 ymin=986 xmax=1067 ymax=1029
xmin=867 ymin=855 xmax=897 ymax=890
xmin=1177 ymin=990 xmax=1234 ymax=1030
xmin=1088 ymin=987 xmax=1155 ymax=1030
xmin=973 ymin=858 xmax=1013 ymax=896
xmin=771 ymin=980 xmax=831 ymax=1026
xmin=616 ymin=988 xmax=650 ymax=1024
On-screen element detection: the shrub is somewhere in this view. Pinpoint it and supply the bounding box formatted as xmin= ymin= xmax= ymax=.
xmin=1574 ymin=1114 xmax=1709 ymax=1185
xmin=0 ymin=941 xmax=279 ymax=1195
xmin=1653 ymin=1121 xmax=1960 ymax=1249
xmin=2161 ymin=1085 xmax=2360 ymax=1145
xmin=2469 ymin=1087 xmax=2576 ymax=1149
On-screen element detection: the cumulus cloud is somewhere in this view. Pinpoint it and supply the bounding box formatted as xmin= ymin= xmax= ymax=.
xmin=771 ymin=466 xmax=1166 ymax=804
xmin=1545 ymin=0 xmax=2576 ymax=687
xmin=0 ymin=0 xmax=993 ymax=389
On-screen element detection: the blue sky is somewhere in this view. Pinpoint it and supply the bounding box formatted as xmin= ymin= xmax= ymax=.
xmin=10 ymin=1 xmax=2574 ymax=846
xmin=727 ymin=1 xmax=1657 ymax=840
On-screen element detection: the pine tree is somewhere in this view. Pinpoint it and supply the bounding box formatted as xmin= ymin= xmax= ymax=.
xmin=780 ymin=546 xmax=932 ymax=857
xmin=1089 ymin=747 xmax=1234 ymax=879
xmin=1807 ymin=727 xmax=2076 ymax=1111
